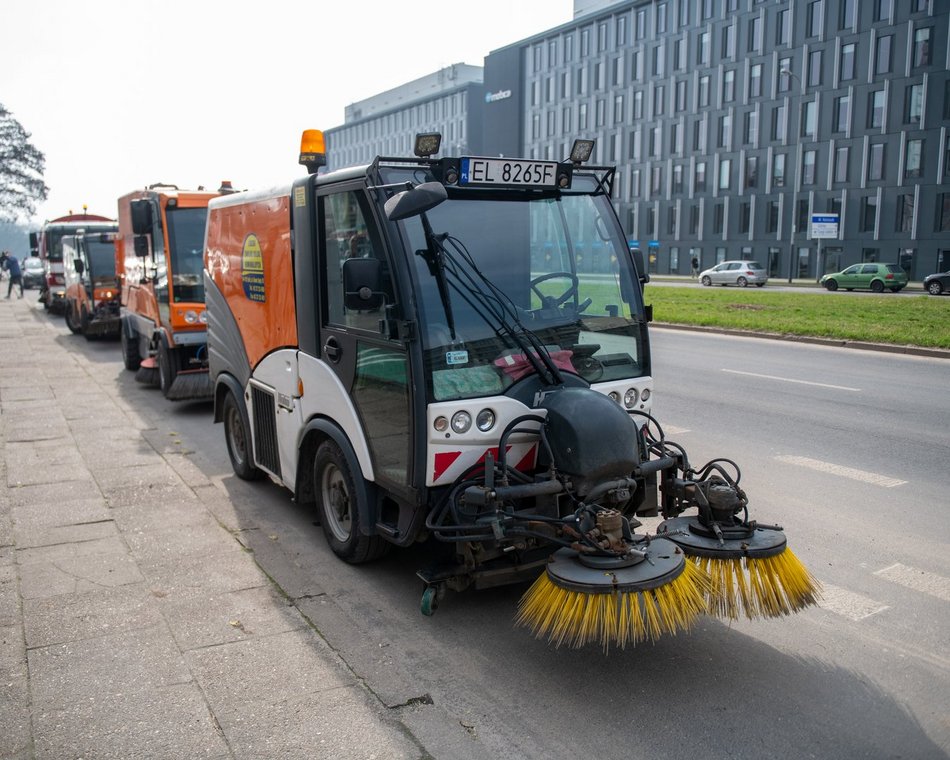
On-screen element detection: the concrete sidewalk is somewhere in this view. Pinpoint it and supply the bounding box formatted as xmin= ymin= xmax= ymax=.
xmin=0 ymin=297 xmax=424 ymax=758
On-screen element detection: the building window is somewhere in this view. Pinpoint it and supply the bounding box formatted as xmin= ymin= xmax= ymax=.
xmin=803 ymin=100 xmax=817 ymax=139
xmin=721 ymin=24 xmax=736 ymax=58
xmin=874 ymin=0 xmax=892 ymax=22
xmin=718 ymin=114 xmax=732 ymax=148
xmin=840 ymin=0 xmax=856 ymax=29
xmin=613 ymin=56 xmax=624 ymax=86
xmin=869 ymin=90 xmax=886 ymax=129
xmin=633 ymin=91 xmax=644 ymax=119
xmin=777 ymin=57 xmax=792 ymax=92
xmin=840 ymin=43 xmax=856 ymax=81
xmin=802 ymin=150 xmax=816 ymax=185
xmin=912 ymin=27 xmax=932 ymax=67
xmin=598 ymin=22 xmax=607 ymax=52
xmin=532 ymin=113 xmax=540 ymax=140
xmin=636 ymin=9 xmax=646 ymax=40
xmin=938 ymin=194 xmax=950 ymax=232
xmin=702 ymin=0 xmax=713 ymax=20
xmin=772 ymin=153 xmax=786 ymax=187
xmin=777 ymin=9 xmax=790 ymax=45
xmin=673 ymin=164 xmax=685 ymax=193
xmin=646 ymin=206 xmax=656 ymax=237
xmin=748 ymin=16 xmax=762 ymax=52
xmin=834 ymin=95 xmax=850 ymax=133
xmin=616 ymin=15 xmax=627 ymax=46
xmin=744 ymin=111 xmax=758 ymax=144
xmin=797 ymin=199 xmax=810 ymax=233
xmin=713 ymin=203 xmax=724 ymax=234
xmin=905 ymin=139 xmax=923 ymax=179
xmin=906 ymin=84 xmax=924 ymax=124
xmin=565 ymin=33 xmax=574 ymax=62
xmin=689 ymin=206 xmax=699 ymax=235
xmin=766 ymin=201 xmax=779 ymax=233
xmin=578 ymin=103 xmax=588 ymax=130
xmin=652 ymin=45 xmax=665 ymax=77
xmin=595 ymin=99 xmax=606 ymax=127
xmin=673 ymin=37 xmax=686 ymax=71
xmin=631 ymin=50 xmax=642 ymax=80
xmin=534 ymin=46 xmax=542 ymax=72
xmin=668 ymin=206 xmax=678 ymax=235
xmin=695 ymin=162 xmax=707 ymax=191
xmin=945 ymin=134 xmax=950 ymax=178
xmin=651 ymin=126 xmax=662 ymax=157
xmin=581 ymin=28 xmax=590 ymax=56
xmin=654 ymin=85 xmax=666 ymax=116
xmin=896 ymin=194 xmax=915 ymax=233
xmin=868 ymin=143 xmax=885 ymax=181
xmin=672 ymin=122 xmax=683 ymax=153
xmin=631 ymin=169 xmax=640 ymax=197
xmin=698 ymin=31 xmax=710 ymax=65
xmin=808 ymin=50 xmax=822 ymax=87
xmin=547 ymin=111 xmax=556 ymax=137
xmin=749 ymin=64 xmax=762 ymax=98
xmin=745 ymin=156 xmax=759 ymax=188
xmin=723 ymin=70 xmax=736 ymax=102
xmin=739 ymin=202 xmax=751 ymax=233
xmin=614 ymin=94 xmax=624 ymax=123
xmin=719 ymin=159 xmax=732 ymax=190
xmin=656 ymin=3 xmax=667 ymax=34
xmin=807 ymin=1 xmax=823 ymax=37
xmin=835 ymin=146 xmax=849 ymax=182
xmin=875 ymin=35 xmax=892 ymax=74
xmin=772 ymin=105 xmax=786 ymax=141
xmin=651 ymin=166 xmax=663 ymax=195
xmin=861 ymin=196 xmax=878 ymax=232
xmin=698 ymin=76 xmax=710 ymax=108
xmin=676 ymin=80 xmax=687 ymax=111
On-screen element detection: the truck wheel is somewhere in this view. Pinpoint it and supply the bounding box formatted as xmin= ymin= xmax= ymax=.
xmin=64 ymin=300 xmax=82 ymax=334
xmin=121 ymin=326 xmax=141 ymax=371
xmin=223 ymin=391 xmax=263 ymax=480
xmin=314 ymin=440 xmax=389 ymax=564
xmin=157 ymin=340 xmax=178 ymax=398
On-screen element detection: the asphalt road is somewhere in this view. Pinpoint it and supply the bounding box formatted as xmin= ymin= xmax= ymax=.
xmin=38 ymin=298 xmax=950 ymax=760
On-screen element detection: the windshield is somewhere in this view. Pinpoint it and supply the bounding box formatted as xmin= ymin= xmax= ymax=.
xmin=383 ymin=169 xmax=648 ymax=401
xmin=165 ymin=206 xmax=207 ymax=303
xmin=85 ymin=239 xmax=116 ymax=285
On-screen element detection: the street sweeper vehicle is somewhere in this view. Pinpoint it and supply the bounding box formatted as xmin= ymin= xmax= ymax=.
xmin=29 ymin=211 xmax=116 ymax=313
xmin=204 ymin=130 xmax=819 ymax=649
xmin=115 ymin=184 xmax=221 ymax=401
xmin=62 ymin=229 xmax=120 ymax=339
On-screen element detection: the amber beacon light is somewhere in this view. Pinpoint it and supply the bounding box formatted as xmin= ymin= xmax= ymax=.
xmin=299 ymin=130 xmax=327 ymax=173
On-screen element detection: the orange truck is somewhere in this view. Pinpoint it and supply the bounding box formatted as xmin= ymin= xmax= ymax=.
xmin=62 ymin=229 xmax=120 ymax=338
xmin=29 ymin=212 xmax=116 ymax=313
xmin=115 ymin=184 xmax=222 ymax=400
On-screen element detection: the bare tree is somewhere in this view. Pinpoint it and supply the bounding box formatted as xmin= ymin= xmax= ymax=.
xmin=0 ymin=103 xmax=49 ymax=222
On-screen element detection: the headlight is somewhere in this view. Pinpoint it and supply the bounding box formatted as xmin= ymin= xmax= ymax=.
xmin=433 ymin=416 xmax=448 ymax=433
xmin=198 ymin=311 xmax=208 ymax=324
xmin=451 ymin=411 xmax=472 ymax=434
xmin=623 ymin=388 xmax=639 ymax=408
xmin=183 ymin=310 xmax=198 ymax=324
xmin=476 ymin=409 xmax=495 ymax=432
xmin=608 ymin=391 xmax=621 ymax=403
xmin=640 ymin=388 xmax=651 ymax=402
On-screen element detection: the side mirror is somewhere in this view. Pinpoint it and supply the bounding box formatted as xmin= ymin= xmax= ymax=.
xmin=130 ymin=200 xmax=153 ymax=235
xmin=384 ymin=182 xmax=447 ymax=221
xmin=133 ymin=235 xmax=149 ymax=258
xmin=74 ymin=258 xmax=85 ymax=276
xmin=630 ymin=248 xmax=650 ymax=285
xmin=342 ymin=257 xmax=384 ymax=311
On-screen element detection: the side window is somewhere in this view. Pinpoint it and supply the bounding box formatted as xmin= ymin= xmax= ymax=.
xmin=843 ymin=265 xmax=860 ymax=274
xmin=322 ymin=190 xmax=393 ymax=332
xmin=861 ymin=264 xmax=878 ymax=274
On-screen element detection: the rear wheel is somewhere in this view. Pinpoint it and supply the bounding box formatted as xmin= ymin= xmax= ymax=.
xmin=755 ymin=283 xmax=765 ymax=287
xmin=121 ymin=326 xmax=141 ymax=371
xmin=870 ymin=280 xmax=884 ymax=293
xmin=64 ymin=300 xmax=82 ymax=334
xmin=927 ymin=281 xmax=943 ymax=296
xmin=737 ymin=277 xmax=748 ymax=287
xmin=825 ymin=279 xmax=838 ymax=292
xmin=314 ymin=440 xmax=389 ymax=564
xmin=890 ymin=286 xmax=903 ymax=293
xmin=223 ymin=390 xmax=263 ymax=480
xmin=700 ymin=275 xmax=712 ymax=286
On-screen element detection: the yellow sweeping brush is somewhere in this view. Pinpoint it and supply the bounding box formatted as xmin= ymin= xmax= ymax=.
xmin=658 ymin=517 xmax=821 ymax=620
xmin=516 ymin=541 xmax=711 ymax=651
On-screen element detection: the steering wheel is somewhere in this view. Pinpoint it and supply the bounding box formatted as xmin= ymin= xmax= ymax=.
xmin=530 ymin=272 xmax=585 ymax=313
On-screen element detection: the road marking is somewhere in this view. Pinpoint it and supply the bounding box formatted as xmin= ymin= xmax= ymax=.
xmin=875 ymin=563 xmax=950 ymax=603
xmin=774 ymin=455 xmax=907 ymax=488
xmin=818 ymin=583 xmax=890 ymax=621
xmin=722 ymin=369 xmax=861 ymax=392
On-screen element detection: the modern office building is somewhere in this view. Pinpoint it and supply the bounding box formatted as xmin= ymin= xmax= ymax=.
xmin=327 ymin=1 xmax=950 ymax=279
xmin=324 ymin=64 xmax=487 ymax=170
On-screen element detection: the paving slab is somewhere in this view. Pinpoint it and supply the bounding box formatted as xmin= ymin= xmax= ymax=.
xmin=18 ymin=547 xmax=143 ymax=600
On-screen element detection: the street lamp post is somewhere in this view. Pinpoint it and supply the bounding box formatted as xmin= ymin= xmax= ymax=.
xmin=781 ymin=67 xmax=802 ymax=284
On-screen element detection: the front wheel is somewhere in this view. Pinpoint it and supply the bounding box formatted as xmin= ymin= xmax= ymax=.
xmin=223 ymin=390 xmax=264 ymax=480
xmin=121 ymin=326 xmax=141 ymax=371
xmin=700 ymin=275 xmax=712 ymax=286
xmin=824 ymin=280 xmax=838 ymax=292
xmin=927 ymin=281 xmax=943 ymax=296
xmin=314 ymin=440 xmax=389 ymax=564
xmin=64 ymin=300 xmax=82 ymax=334
xmin=737 ymin=277 xmax=748 ymax=287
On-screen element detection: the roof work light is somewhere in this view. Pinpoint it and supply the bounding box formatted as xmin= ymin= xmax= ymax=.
xmin=299 ymin=130 xmax=327 ymax=174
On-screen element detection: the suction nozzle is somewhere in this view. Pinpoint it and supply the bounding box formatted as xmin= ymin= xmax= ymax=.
xmin=516 ymin=538 xmax=710 ymax=651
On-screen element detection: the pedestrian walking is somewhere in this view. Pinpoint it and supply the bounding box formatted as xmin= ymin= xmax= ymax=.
xmin=3 ymin=252 xmax=24 ymax=298
xmin=690 ymin=254 xmax=700 ymax=278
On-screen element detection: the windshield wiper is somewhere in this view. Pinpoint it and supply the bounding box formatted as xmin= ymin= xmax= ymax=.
xmin=417 ymin=214 xmax=457 ymax=341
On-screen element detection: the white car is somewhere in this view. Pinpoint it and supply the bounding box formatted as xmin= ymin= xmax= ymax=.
xmin=700 ymin=260 xmax=769 ymax=287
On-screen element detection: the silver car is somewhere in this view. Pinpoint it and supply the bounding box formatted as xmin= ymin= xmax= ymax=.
xmin=699 ymin=260 xmax=769 ymax=287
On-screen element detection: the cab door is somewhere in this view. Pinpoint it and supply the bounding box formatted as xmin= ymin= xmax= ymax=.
xmin=317 ymin=183 xmax=414 ymax=496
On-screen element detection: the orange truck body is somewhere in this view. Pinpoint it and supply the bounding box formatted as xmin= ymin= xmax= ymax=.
xmin=115 ymin=185 xmax=220 ymax=399
xmin=62 ymin=229 xmax=120 ymax=338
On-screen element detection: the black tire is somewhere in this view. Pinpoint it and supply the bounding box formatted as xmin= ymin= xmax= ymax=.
xmin=755 ymin=283 xmax=765 ymax=287
xmin=825 ymin=279 xmax=838 ymax=292
xmin=927 ymin=281 xmax=943 ymax=296
xmin=700 ymin=275 xmax=711 ymax=286
xmin=157 ymin=340 xmax=178 ymax=399
xmin=121 ymin=325 xmax=141 ymax=371
xmin=890 ymin=286 xmax=903 ymax=293
xmin=64 ymin=300 xmax=82 ymax=334
xmin=870 ymin=280 xmax=884 ymax=293
xmin=737 ymin=277 xmax=748 ymax=287
xmin=314 ymin=440 xmax=389 ymax=564
xmin=223 ymin=390 xmax=264 ymax=480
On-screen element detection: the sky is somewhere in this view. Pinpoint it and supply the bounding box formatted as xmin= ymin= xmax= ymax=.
xmin=2 ymin=0 xmax=574 ymax=225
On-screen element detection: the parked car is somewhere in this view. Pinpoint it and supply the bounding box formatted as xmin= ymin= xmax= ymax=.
xmin=22 ymin=257 xmax=45 ymax=289
xmin=820 ymin=263 xmax=907 ymax=293
xmin=699 ymin=260 xmax=769 ymax=287
xmin=923 ymin=270 xmax=950 ymax=296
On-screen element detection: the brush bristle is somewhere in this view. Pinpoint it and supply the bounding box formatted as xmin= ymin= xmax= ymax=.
xmin=516 ymin=559 xmax=711 ymax=651
xmin=694 ymin=547 xmax=821 ymax=620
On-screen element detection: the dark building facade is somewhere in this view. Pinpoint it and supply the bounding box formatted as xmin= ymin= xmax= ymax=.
xmin=483 ymin=0 xmax=950 ymax=279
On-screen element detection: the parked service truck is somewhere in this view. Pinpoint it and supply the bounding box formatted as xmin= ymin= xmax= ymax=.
xmin=30 ymin=212 xmax=116 ymax=313
xmin=62 ymin=229 xmax=120 ymax=338
xmin=115 ymin=184 xmax=220 ymax=400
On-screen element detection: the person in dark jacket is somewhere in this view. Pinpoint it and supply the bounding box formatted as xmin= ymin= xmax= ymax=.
xmin=3 ymin=252 xmax=24 ymax=298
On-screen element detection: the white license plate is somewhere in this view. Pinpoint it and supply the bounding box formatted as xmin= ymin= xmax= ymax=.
xmin=459 ymin=158 xmax=558 ymax=187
